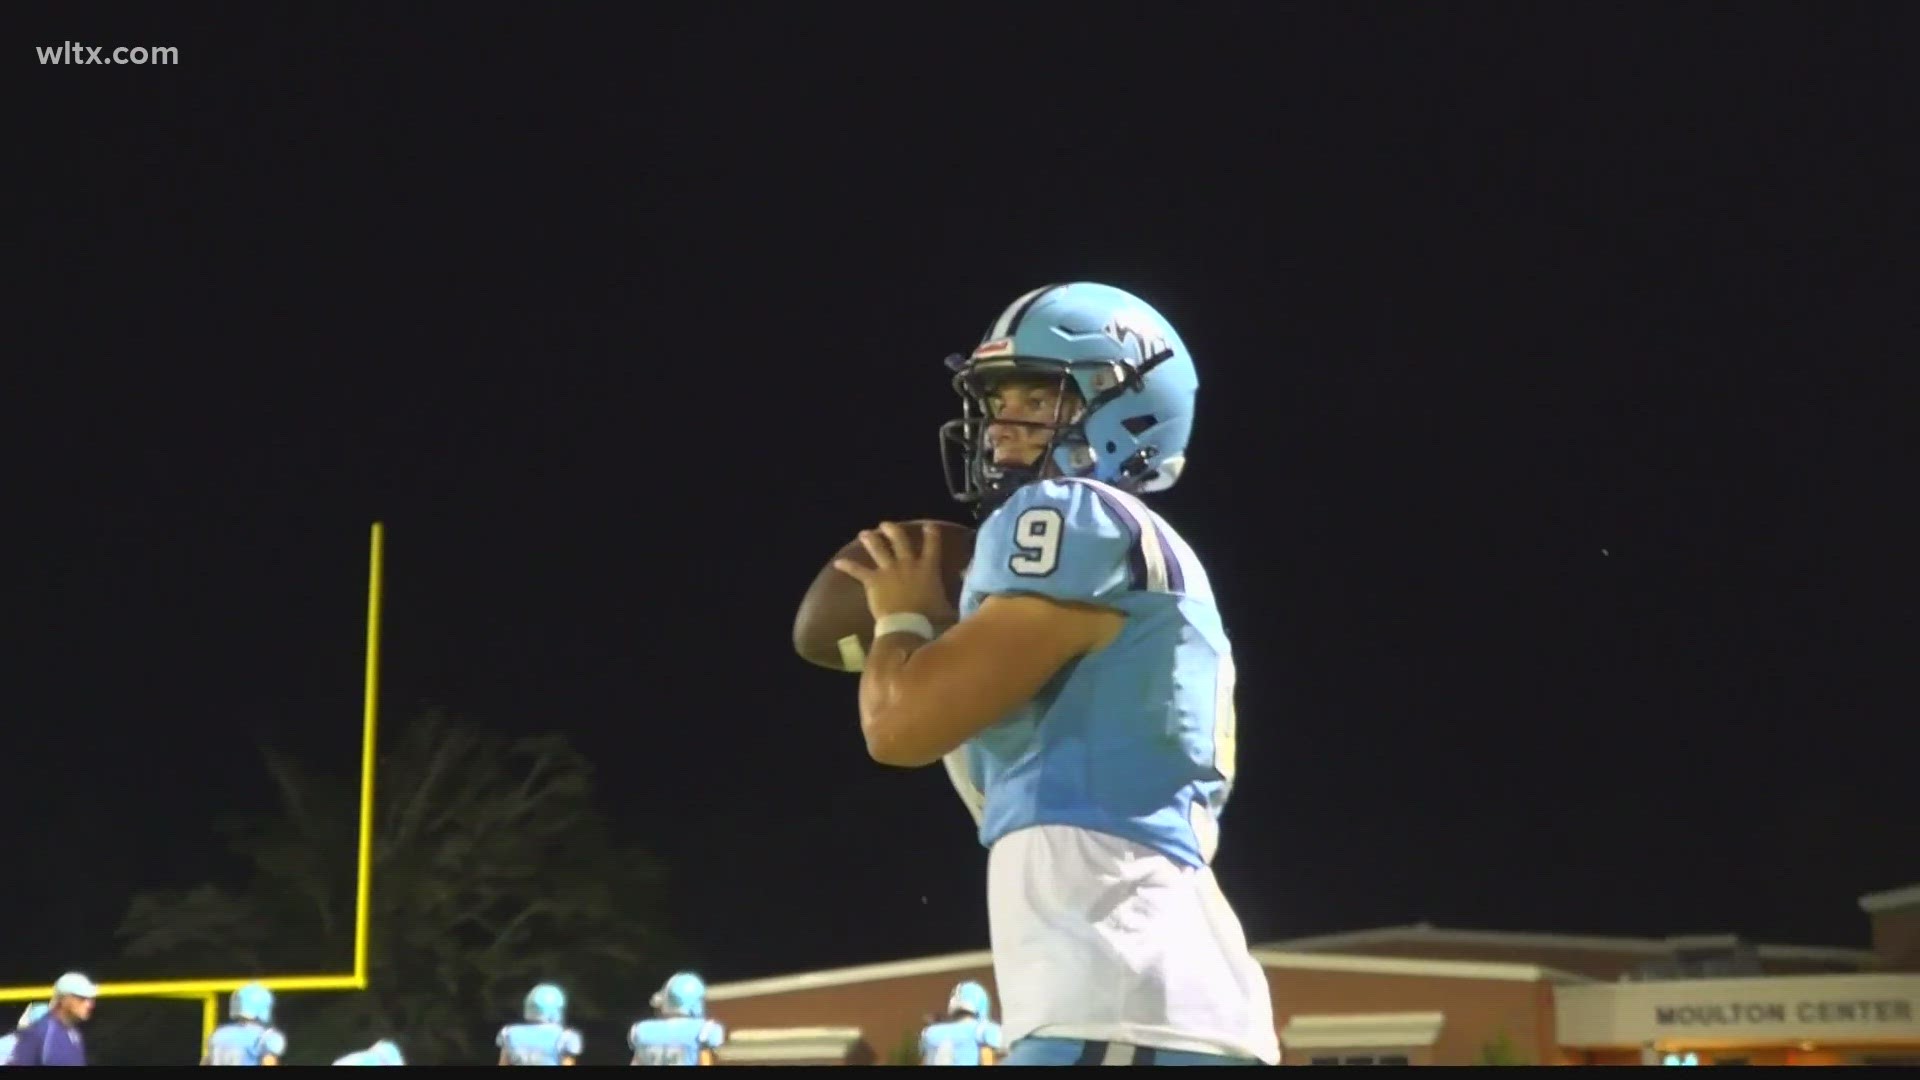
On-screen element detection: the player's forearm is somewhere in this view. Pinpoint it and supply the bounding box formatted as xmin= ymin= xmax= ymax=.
xmin=863 ymin=603 xmax=1081 ymax=767
xmin=858 ymin=631 xmax=933 ymax=766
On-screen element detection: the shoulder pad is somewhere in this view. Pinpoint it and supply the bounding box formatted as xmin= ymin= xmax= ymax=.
xmin=968 ymin=478 xmax=1174 ymax=603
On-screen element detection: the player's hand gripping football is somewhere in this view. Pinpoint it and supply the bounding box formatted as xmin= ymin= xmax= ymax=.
xmin=833 ymin=521 xmax=960 ymax=626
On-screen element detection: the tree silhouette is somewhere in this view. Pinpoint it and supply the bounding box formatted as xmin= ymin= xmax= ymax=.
xmin=889 ymin=1025 xmax=925 ymax=1066
xmin=116 ymin=711 xmax=673 ymax=1064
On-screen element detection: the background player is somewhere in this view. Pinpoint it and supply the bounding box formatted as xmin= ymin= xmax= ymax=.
xmin=331 ymin=1039 xmax=404 ymax=1066
xmin=203 ymin=982 xmax=287 ymax=1065
xmin=497 ymin=983 xmax=582 ymax=1066
xmin=629 ymin=971 xmax=724 ymax=1066
xmin=0 ymin=1004 xmax=49 ymax=1064
xmin=919 ymin=980 xmax=1003 ymax=1065
xmin=8 ymin=973 xmax=96 ymax=1066
xmin=834 ymin=283 xmax=1281 ymax=1066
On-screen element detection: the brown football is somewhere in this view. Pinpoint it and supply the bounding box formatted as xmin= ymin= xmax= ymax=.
xmin=792 ymin=520 xmax=976 ymax=673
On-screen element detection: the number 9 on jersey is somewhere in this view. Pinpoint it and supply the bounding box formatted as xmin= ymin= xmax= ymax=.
xmin=1010 ymin=507 xmax=1064 ymax=577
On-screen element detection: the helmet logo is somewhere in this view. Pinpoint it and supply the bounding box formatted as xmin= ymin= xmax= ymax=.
xmin=972 ymin=337 xmax=1015 ymax=359
xmin=1102 ymin=309 xmax=1167 ymax=362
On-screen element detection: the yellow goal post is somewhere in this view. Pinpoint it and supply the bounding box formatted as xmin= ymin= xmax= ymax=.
xmin=0 ymin=523 xmax=387 ymax=1051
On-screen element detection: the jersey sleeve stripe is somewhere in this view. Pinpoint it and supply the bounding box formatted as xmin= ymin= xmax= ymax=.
xmin=1073 ymin=478 xmax=1174 ymax=594
xmin=1077 ymin=482 xmax=1151 ymax=591
xmin=1107 ymin=482 xmax=1185 ymax=595
xmin=1146 ymin=518 xmax=1187 ymax=594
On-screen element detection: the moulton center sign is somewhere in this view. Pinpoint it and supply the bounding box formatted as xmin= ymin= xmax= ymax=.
xmin=1556 ymin=972 xmax=1920 ymax=1049
xmin=1655 ymin=997 xmax=1911 ymax=1029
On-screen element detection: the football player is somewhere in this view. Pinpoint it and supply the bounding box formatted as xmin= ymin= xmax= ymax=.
xmin=834 ymin=282 xmax=1280 ymax=1066
xmin=202 ymin=982 xmax=287 ymax=1066
xmin=919 ymin=980 xmax=1004 ymax=1065
xmin=8 ymin=974 xmax=95 ymax=1066
xmin=0 ymin=1003 xmax=50 ymax=1064
xmin=331 ymin=1039 xmax=404 ymax=1066
xmin=629 ymin=972 xmax=724 ymax=1066
xmin=497 ymin=983 xmax=582 ymax=1066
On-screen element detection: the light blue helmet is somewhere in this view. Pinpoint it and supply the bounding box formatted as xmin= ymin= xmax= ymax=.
xmin=651 ymin=972 xmax=707 ymax=1018
xmin=16 ymin=1002 xmax=50 ymax=1029
xmin=366 ymin=1040 xmax=403 ymax=1065
xmin=947 ymin=980 xmax=991 ymax=1021
xmin=51 ymin=973 xmax=98 ymax=1000
xmin=231 ymin=982 xmax=274 ymax=1024
xmin=941 ymin=282 xmax=1198 ymax=512
xmin=524 ymin=983 xmax=567 ymax=1024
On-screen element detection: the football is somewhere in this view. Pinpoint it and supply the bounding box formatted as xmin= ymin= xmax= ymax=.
xmin=792 ymin=520 xmax=976 ymax=673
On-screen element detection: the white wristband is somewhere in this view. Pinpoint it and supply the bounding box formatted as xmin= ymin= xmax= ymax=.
xmin=874 ymin=612 xmax=937 ymax=642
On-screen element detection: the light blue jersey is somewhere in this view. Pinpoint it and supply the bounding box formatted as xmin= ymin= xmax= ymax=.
xmin=204 ymin=1022 xmax=288 ymax=1066
xmin=497 ymin=1021 xmax=583 ymax=1066
xmin=629 ymin=1016 xmax=724 ymax=1066
xmin=956 ymin=476 xmax=1236 ymax=868
xmin=920 ymin=1017 xmax=1004 ymax=1065
xmin=0 ymin=1032 xmax=17 ymax=1065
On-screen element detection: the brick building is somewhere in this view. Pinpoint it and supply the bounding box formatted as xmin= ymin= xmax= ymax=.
xmin=702 ymin=881 xmax=1920 ymax=1066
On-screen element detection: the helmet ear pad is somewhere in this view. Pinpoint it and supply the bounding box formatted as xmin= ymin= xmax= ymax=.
xmin=1072 ymin=405 xmax=1193 ymax=492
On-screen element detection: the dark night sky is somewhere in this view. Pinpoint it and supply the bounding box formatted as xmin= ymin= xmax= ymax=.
xmin=14 ymin=6 xmax=1915 ymax=991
